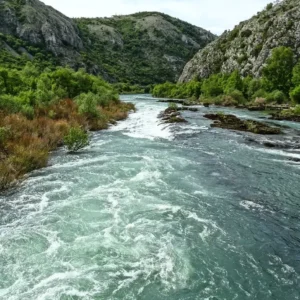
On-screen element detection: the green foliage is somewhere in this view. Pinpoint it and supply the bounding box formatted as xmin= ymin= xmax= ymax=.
xmin=0 ymin=34 xmax=58 ymax=70
xmin=292 ymin=62 xmax=300 ymax=87
xmin=202 ymin=74 xmax=225 ymax=97
xmin=64 ymin=127 xmax=90 ymax=152
xmin=75 ymin=92 xmax=100 ymax=118
xmin=152 ymin=80 xmax=201 ymax=99
xmin=0 ymin=126 xmax=10 ymax=148
xmin=168 ymin=103 xmax=178 ymax=110
xmin=225 ymin=70 xmax=243 ymax=94
xmin=290 ymin=86 xmax=300 ymax=103
xmin=262 ymin=46 xmax=294 ymax=94
xmin=240 ymin=29 xmax=252 ymax=38
xmin=227 ymin=90 xmax=246 ymax=104
xmin=266 ymin=3 xmax=273 ymax=10
xmin=75 ymin=14 xmax=215 ymax=85
xmin=247 ymin=78 xmax=263 ymax=99
xmin=266 ymin=90 xmax=286 ymax=103
xmin=252 ymin=89 xmax=268 ymax=100
xmin=0 ymin=65 xmax=118 ymax=118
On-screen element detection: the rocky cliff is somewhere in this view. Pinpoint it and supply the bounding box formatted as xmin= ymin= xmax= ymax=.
xmin=179 ymin=0 xmax=300 ymax=82
xmin=0 ymin=0 xmax=84 ymax=65
xmin=0 ymin=0 xmax=216 ymax=84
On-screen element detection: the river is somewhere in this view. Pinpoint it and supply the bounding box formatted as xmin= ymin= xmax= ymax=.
xmin=0 ymin=94 xmax=300 ymax=299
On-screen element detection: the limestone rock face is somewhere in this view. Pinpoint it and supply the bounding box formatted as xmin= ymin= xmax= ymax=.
xmin=179 ymin=0 xmax=300 ymax=82
xmin=0 ymin=0 xmax=83 ymax=63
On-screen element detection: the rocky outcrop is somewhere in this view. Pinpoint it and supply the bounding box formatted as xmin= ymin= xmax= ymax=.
xmin=204 ymin=113 xmax=282 ymax=134
xmin=0 ymin=0 xmax=83 ymax=64
xmin=179 ymin=0 xmax=300 ymax=82
xmin=158 ymin=107 xmax=188 ymax=124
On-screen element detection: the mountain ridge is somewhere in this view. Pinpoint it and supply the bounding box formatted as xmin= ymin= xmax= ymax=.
xmin=0 ymin=0 xmax=216 ymax=84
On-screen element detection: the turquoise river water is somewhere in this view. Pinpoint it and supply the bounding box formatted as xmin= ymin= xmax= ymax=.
xmin=1 ymin=94 xmax=300 ymax=299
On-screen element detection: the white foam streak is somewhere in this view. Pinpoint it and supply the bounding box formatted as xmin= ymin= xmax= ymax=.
xmin=109 ymin=99 xmax=172 ymax=140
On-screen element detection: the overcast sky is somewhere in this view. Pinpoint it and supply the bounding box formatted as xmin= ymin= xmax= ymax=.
xmin=42 ymin=0 xmax=272 ymax=34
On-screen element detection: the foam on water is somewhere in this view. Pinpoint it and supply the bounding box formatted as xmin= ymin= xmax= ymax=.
xmin=109 ymin=96 xmax=172 ymax=140
xmin=1 ymin=95 xmax=300 ymax=299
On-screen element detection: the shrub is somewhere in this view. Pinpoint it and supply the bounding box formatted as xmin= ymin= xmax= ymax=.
xmin=252 ymin=44 xmax=263 ymax=57
xmin=64 ymin=127 xmax=89 ymax=152
xmin=252 ymin=89 xmax=268 ymax=99
xmin=266 ymin=90 xmax=286 ymax=103
xmin=202 ymin=74 xmax=224 ymax=97
xmin=225 ymin=71 xmax=243 ymax=94
xmin=8 ymin=143 xmax=49 ymax=174
xmin=292 ymin=62 xmax=300 ymax=87
xmin=266 ymin=3 xmax=273 ymax=10
xmin=294 ymin=105 xmax=300 ymax=115
xmin=75 ymin=92 xmax=99 ymax=118
xmin=290 ymin=86 xmax=300 ymax=103
xmin=21 ymin=105 xmax=35 ymax=119
xmin=0 ymin=94 xmax=21 ymax=113
xmin=247 ymin=78 xmax=262 ymax=98
xmin=168 ymin=103 xmax=178 ymax=110
xmin=227 ymin=90 xmax=246 ymax=104
xmin=241 ymin=29 xmax=252 ymax=38
xmin=0 ymin=126 xmax=10 ymax=148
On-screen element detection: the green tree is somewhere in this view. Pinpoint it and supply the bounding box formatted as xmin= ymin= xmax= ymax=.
xmin=202 ymin=74 xmax=224 ymax=97
xmin=225 ymin=70 xmax=243 ymax=94
xmin=290 ymin=86 xmax=300 ymax=103
xmin=262 ymin=46 xmax=294 ymax=94
xmin=292 ymin=62 xmax=300 ymax=87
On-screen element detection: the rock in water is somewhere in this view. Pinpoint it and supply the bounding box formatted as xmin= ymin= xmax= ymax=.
xmin=204 ymin=113 xmax=282 ymax=135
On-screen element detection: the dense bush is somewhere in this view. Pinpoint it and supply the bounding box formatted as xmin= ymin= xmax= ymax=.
xmin=262 ymin=46 xmax=294 ymax=94
xmin=64 ymin=127 xmax=89 ymax=152
xmin=152 ymin=80 xmax=201 ymax=99
xmin=266 ymin=90 xmax=286 ymax=103
xmin=290 ymin=86 xmax=300 ymax=103
xmin=0 ymin=64 xmax=134 ymax=190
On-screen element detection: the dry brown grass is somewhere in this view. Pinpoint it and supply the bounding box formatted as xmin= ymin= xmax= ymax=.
xmin=0 ymin=99 xmax=135 ymax=191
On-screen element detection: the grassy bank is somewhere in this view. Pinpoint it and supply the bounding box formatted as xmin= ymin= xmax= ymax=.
xmin=0 ymin=64 xmax=134 ymax=191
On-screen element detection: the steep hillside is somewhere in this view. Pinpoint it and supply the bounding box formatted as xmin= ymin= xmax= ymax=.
xmin=0 ymin=0 xmax=216 ymax=84
xmin=75 ymin=12 xmax=216 ymax=84
xmin=0 ymin=0 xmax=83 ymax=63
xmin=179 ymin=0 xmax=300 ymax=82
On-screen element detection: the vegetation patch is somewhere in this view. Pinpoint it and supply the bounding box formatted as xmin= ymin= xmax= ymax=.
xmin=0 ymin=64 xmax=134 ymax=191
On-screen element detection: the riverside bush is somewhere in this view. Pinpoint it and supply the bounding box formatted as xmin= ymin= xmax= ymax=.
xmin=0 ymin=64 xmax=134 ymax=190
xmin=64 ymin=127 xmax=89 ymax=152
xmin=266 ymin=90 xmax=286 ymax=103
xmin=152 ymin=47 xmax=300 ymax=107
xmin=290 ymin=86 xmax=300 ymax=103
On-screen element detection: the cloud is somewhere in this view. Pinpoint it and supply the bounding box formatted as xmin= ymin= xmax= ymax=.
xmin=42 ymin=0 xmax=271 ymax=34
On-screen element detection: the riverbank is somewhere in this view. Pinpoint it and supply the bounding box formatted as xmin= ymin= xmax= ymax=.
xmin=0 ymin=100 xmax=135 ymax=191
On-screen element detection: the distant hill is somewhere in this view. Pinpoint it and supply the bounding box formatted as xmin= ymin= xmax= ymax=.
xmin=75 ymin=12 xmax=216 ymax=84
xmin=0 ymin=0 xmax=216 ymax=84
xmin=179 ymin=0 xmax=300 ymax=82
